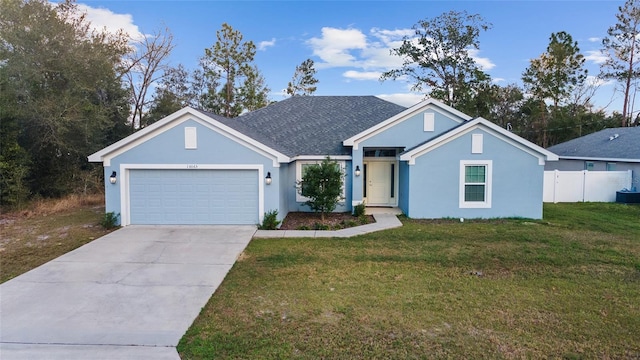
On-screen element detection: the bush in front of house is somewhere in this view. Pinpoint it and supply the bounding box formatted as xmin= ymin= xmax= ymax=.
xmin=259 ymin=210 xmax=281 ymax=230
xmin=297 ymin=157 xmax=344 ymax=221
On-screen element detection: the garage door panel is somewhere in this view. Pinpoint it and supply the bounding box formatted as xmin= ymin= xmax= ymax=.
xmin=129 ymin=169 xmax=258 ymax=225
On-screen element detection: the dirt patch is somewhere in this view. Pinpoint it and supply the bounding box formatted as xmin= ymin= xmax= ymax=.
xmin=279 ymin=212 xmax=374 ymax=230
xmin=0 ymin=194 xmax=113 ymax=283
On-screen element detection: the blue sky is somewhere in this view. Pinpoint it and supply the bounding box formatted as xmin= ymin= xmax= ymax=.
xmin=76 ymin=0 xmax=624 ymax=109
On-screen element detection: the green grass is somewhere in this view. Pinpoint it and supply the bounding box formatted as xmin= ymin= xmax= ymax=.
xmin=178 ymin=203 xmax=640 ymax=359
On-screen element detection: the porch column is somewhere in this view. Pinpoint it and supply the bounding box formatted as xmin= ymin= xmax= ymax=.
xmin=351 ymin=147 xmax=364 ymax=206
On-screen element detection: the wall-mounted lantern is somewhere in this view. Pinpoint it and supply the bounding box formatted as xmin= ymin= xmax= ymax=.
xmin=109 ymin=171 xmax=117 ymax=184
xmin=265 ymin=172 xmax=272 ymax=185
xmin=354 ymin=165 xmax=361 ymax=177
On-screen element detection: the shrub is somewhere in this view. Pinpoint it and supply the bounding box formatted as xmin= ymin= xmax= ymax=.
xmin=313 ymin=222 xmax=330 ymax=230
xmin=297 ymin=157 xmax=344 ymax=221
xmin=100 ymin=212 xmax=120 ymax=229
xmin=353 ymin=202 xmax=366 ymax=217
xmin=259 ymin=210 xmax=281 ymax=230
xmin=342 ymin=219 xmax=358 ymax=228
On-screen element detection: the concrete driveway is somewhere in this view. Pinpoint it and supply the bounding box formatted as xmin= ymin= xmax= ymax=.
xmin=0 ymin=225 xmax=256 ymax=359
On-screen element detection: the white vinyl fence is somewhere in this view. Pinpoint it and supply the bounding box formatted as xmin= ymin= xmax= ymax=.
xmin=544 ymin=170 xmax=633 ymax=203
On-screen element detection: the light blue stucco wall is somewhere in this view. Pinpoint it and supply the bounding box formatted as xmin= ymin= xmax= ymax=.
xmin=277 ymin=164 xmax=291 ymax=223
xmin=103 ymin=118 xmax=280 ymax=224
xmin=405 ymin=129 xmax=546 ymax=219
xmin=285 ymin=159 xmax=352 ymax=213
xmin=399 ymin=161 xmax=410 ymax=214
xmin=351 ymin=108 xmax=465 ymax=205
xmin=361 ymin=109 xmax=463 ymax=148
xmin=352 ymin=148 xmax=364 ymax=205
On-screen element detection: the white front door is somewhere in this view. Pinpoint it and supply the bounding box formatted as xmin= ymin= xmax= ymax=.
xmin=365 ymin=161 xmax=395 ymax=206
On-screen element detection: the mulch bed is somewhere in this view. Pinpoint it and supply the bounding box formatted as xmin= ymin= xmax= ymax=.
xmin=279 ymin=212 xmax=374 ymax=230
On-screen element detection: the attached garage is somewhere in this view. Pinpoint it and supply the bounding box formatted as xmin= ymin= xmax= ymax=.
xmin=128 ymin=169 xmax=259 ymax=225
xmin=88 ymin=108 xmax=288 ymax=226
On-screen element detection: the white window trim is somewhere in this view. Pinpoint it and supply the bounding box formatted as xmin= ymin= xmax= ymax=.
xmin=295 ymin=160 xmax=346 ymax=203
xmin=459 ymin=160 xmax=492 ymax=209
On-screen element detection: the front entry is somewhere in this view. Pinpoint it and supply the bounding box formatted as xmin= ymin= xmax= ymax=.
xmin=364 ymin=160 xmax=397 ymax=206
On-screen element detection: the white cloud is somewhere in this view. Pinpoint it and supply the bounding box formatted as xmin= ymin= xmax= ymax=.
xmin=585 ymin=50 xmax=607 ymax=64
xmin=492 ymin=77 xmax=506 ymax=84
xmin=307 ymin=26 xmax=495 ymax=83
xmin=361 ymin=28 xmax=411 ymax=69
xmin=306 ymin=26 xmax=408 ymax=80
xmin=370 ymin=28 xmax=413 ymax=45
xmin=307 ymin=27 xmax=368 ymax=68
xmin=376 ymin=93 xmax=424 ymax=107
xmin=258 ymin=38 xmax=276 ymax=51
xmin=467 ymin=49 xmax=495 ymax=71
xmin=343 ymin=70 xmax=382 ymax=81
xmin=76 ymin=3 xmax=144 ymax=41
xmin=589 ymin=37 xmax=601 ymax=43
xmin=586 ymin=75 xmax=614 ymax=87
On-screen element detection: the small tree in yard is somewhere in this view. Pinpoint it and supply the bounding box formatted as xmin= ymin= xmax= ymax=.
xmin=298 ymin=157 xmax=344 ymax=221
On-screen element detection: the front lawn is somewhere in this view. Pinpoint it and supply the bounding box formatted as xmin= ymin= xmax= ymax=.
xmin=179 ymin=203 xmax=640 ymax=359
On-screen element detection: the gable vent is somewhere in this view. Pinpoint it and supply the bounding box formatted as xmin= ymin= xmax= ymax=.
xmin=185 ymin=127 xmax=197 ymax=149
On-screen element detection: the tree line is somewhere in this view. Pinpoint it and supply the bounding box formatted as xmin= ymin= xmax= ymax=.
xmin=1 ymin=0 xmax=639 ymax=208
xmin=0 ymin=0 xmax=318 ymax=207
xmin=382 ymin=5 xmax=640 ymax=149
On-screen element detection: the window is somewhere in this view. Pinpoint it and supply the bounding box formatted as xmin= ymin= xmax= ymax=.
xmin=298 ymin=163 xmax=314 ymax=199
xmin=459 ymin=160 xmax=492 ymax=208
xmin=295 ymin=160 xmax=346 ymax=202
xmin=390 ymin=163 xmax=395 ymax=198
xmin=364 ymin=149 xmax=396 ymax=157
xmin=585 ymin=161 xmax=594 ymax=171
xmin=606 ymin=162 xmax=616 ymax=171
xmin=363 ymin=164 xmax=367 ymax=197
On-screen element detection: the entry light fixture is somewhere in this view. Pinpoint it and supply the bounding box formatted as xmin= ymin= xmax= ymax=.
xmin=109 ymin=171 xmax=117 ymax=184
xmin=355 ymin=165 xmax=361 ymax=177
xmin=265 ymin=172 xmax=272 ymax=185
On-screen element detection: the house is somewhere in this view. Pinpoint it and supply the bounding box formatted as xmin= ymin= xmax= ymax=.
xmin=545 ymin=127 xmax=640 ymax=190
xmin=88 ymin=97 xmax=558 ymax=226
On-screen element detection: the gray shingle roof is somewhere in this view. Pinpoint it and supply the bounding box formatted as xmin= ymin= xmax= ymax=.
xmin=547 ymin=127 xmax=640 ymax=160
xmin=204 ymin=96 xmax=406 ymax=157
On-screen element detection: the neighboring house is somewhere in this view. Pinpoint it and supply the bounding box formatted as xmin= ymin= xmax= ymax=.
xmin=88 ymin=97 xmax=558 ymax=226
xmin=545 ymin=127 xmax=640 ymax=190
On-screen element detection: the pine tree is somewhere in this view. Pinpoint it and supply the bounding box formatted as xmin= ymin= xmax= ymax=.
xmin=200 ymin=23 xmax=269 ymax=117
xmin=286 ymin=59 xmax=318 ymax=96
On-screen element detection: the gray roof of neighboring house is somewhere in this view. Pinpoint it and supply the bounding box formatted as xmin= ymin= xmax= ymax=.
xmin=204 ymin=96 xmax=406 ymax=157
xmin=547 ymin=127 xmax=640 ymax=160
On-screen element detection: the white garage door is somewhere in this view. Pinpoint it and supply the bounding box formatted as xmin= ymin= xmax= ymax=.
xmin=129 ymin=169 xmax=259 ymax=225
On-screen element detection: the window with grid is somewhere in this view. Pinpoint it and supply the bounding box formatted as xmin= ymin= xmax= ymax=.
xmin=296 ymin=161 xmax=346 ymax=202
xmin=464 ymin=165 xmax=486 ymax=202
xmin=459 ymin=160 xmax=492 ymax=208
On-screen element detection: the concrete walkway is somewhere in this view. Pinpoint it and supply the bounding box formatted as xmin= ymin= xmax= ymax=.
xmin=254 ymin=208 xmax=402 ymax=238
xmin=0 ymin=225 xmax=255 ymax=360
